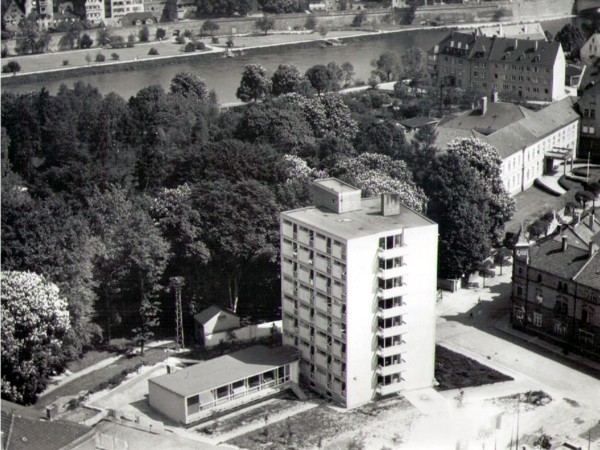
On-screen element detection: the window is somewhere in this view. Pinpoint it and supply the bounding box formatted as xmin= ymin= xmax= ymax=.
xmin=555 ymin=299 xmax=568 ymax=315
xmin=379 ymin=234 xmax=403 ymax=250
xmin=585 ymin=109 xmax=590 ymax=117
xmin=517 ymin=286 xmax=523 ymax=296
xmin=379 ymin=276 xmax=403 ymax=290
xmin=533 ymin=311 xmax=542 ymax=327
xmin=537 ymin=274 xmax=542 ymax=283
xmin=553 ymin=321 xmax=567 ymax=336
xmin=579 ymin=330 xmax=594 ymax=347
xmin=379 ymin=257 xmax=403 ymax=270
xmin=187 ymin=395 xmax=200 ymax=414
xmin=514 ymin=306 xmax=525 ymax=320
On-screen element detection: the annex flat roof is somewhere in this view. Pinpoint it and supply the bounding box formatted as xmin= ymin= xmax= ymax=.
xmin=282 ymin=196 xmax=435 ymax=241
xmin=314 ymin=178 xmax=359 ymax=193
xmin=149 ymin=345 xmax=299 ymax=398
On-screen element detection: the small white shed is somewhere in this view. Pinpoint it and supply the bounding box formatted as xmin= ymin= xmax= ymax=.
xmin=193 ymin=306 xmax=240 ymax=346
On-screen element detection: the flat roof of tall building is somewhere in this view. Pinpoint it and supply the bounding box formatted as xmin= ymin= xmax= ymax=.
xmin=282 ymin=196 xmax=435 ymax=240
xmin=314 ymin=178 xmax=359 ymax=193
xmin=149 ymin=345 xmax=299 ymax=398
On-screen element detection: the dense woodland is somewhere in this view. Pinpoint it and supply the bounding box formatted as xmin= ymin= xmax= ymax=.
xmin=1 ymin=54 xmax=515 ymax=404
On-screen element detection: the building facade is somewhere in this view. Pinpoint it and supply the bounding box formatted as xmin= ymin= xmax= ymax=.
xmin=84 ymin=0 xmax=105 ymax=24
xmin=577 ymin=75 xmax=600 ymax=163
xmin=511 ymin=215 xmax=600 ymax=361
xmin=107 ymin=0 xmax=143 ymax=23
xmin=428 ymin=31 xmax=566 ymax=102
xmin=280 ymin=179 xmax=438 ymax=409
xmin=435 ymin=96 xmax=579 ymax=196
xmin=580 ymin=33 xmax=600 ymax=64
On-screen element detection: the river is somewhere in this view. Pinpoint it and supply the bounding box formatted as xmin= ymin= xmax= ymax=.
xmin=5 ymin=17 xmax=572 ymax=103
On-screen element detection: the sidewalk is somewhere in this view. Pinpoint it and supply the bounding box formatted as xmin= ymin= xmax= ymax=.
xmin=494 ymin=315 xmax=600 ymax=374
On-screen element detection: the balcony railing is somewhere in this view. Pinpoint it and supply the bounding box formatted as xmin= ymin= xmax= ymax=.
xmin=377 ymin=362 xmax=405 ymax=377
xmin=376 ymin=379 xmax=404 ymax=396
xmin=377 ymin=323 xmax=408 ymax=338
xmin=377 ymin=304 xmax=407 ymax=319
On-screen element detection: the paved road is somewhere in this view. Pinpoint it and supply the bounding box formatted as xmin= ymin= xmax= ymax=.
xmin=435 ymin=271 xmax=600 ymax=448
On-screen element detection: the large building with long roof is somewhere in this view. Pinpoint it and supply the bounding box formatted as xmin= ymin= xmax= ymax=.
xmin=511 ymin=211 xmax=600 ymax=361
xmin=435 ymin=95 xmax=580 ymax=196
xmin=428 ymin=31 xmax=565 ymax=102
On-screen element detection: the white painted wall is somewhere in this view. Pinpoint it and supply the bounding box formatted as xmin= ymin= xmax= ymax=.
xmin=203 ymin=321 xmax=281 ymax=348
xmin=148 ymin=381 xmax=185 ymax=424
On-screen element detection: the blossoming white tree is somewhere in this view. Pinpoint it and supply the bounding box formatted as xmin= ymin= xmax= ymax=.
xmin=1 ymin=271 xmax=71 ymax=404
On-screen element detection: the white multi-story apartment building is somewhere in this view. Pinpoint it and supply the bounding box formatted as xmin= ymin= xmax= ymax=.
xmin=109 ymin=0 xmax=143 ymax=21
xmin=280 ymin=179 xmax=438 ymax=409
xmin=85 ymin=0 xmax=105 ymax=24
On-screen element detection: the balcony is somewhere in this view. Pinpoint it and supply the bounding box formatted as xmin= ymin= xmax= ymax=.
xmin=378 ymin=245 xmax=408 ymax=260
xmin=377 ymin=323 xmax=408 ymax=339
xmin=377 ymin=380 xmax=404 ymax=396
xmin=377 ymin=304 xmax=408 ymax=319
xmin=378 ymin=265 xmax=408 ymax=280
xmin=377 ymin=342 xmax=406 ymax=358
xmin=378 ymin=285 xmax=407 ymax=300
xmin=377 ymin=362 xmax=404 ymax=377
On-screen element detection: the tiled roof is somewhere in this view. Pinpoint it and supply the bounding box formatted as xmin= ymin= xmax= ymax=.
xmin=149 ymin=345 xmax=300 ymax=397
xmin=400 ymin=117 xmax=439 ymax=129
xmin=435 ymin=97 xmax=578 ymax=158
xmin=529 ymin=236 xmax=591 ymax=279
xmin=193 ymin=305 xmax=238 ymax=325
xmin=0 ymin=410 xmax=93 ymax=450
xmin=574 ymin=252 xmax=600 ymax=290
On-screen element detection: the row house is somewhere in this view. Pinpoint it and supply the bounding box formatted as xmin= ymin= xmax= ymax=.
xmin=511 ymin=213 xmax=600 ymax=361
xmin=435 ymin=95 xmax=579 ymax=196
xmin=280 ymin=179 xmax=438 ymax=408
xmin=577 ymin=69 xmax=600 ymax=163
xmin=428 ymin=31 xmax=566 ymax=102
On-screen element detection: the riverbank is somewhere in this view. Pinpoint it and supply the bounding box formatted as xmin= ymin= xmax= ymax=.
xmin=1 ymin=15 xmax=574 ymax=89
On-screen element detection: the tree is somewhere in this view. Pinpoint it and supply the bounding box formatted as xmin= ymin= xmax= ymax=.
xmin=127 ymin=34 xmax=136 ymax=47
xmin=79 ymin=33 xmax=93 ymax=49
xmin=401 ymin=47 xmax=429 ymax=87
xmin=445 ymin=138 xmax=515 ymax=246
xmin=170 ymin=72 xmax=209 ymax=100
xmin=131 ymin=297 xmax=160 ymax=355
xmin=2 ymin=61 xmax=21 ymax=74
xmin=305 ymin=15 xmax=317 ymax=30
xmin=318 ymin=25 xmax=328 ymax=38
xmin=58 ymin=21 xmax=84 ymax=51
xmin=371 ymin=51 xmax=401 ymax=82
xmin=97 ymin=27 xmax=111 ymax=46
xmin=355 ymin=119 xmax=409 ymax=159
xmin=201 ymin=19 xmax=220 ymax=36
xmin=255 ymin=16 xmax=275 ymax=35
xmin=305 ymin=64 xmax=331 ymax=95
xmin=15 ymin=14 xmax=43 ymax=55
xmin=156 ymin=27 xmax=167 ymax=40
xmin=424 ymin=153 xmax=492 ymax=280
xmin=262 ymin=0 xmax=297 ymax=13
xmin=236 ymin=64 xmax=272 ymax=102
xmin=194 ymin=180 xmax=280 ymax=313
xmin=196 ymin=0 xmax=251 ymax=17
xmin=332 ymin=153 xmax=427 ymax=212
xmin=271 ymin=64 xmax=305 ymax=96
xmin=1 ymin=271 xmax=71 ymax=404
xmin=555 ymin=24 xmax=585 ymax=60
xmin=139 ymin=25 xmax=150 ymax=42
xmin=352 ymin=11 xmax=367 ymax=27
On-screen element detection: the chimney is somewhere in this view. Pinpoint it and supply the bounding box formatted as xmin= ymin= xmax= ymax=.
xmin=589 ymin=241 xmax=599 ymax=256
xmin=491 ymin=90 xmax=499 ymax=103
xmin=575 ymin=212 xmax=581 ymax=225
xmin=562 ymin=235 xmax=568 ymax=252
xmin=381 ymin=193 xmax=401 ymax=217
xmin=480 ymin=96 xmax=488 ymax=115
xmin=46 ymin=405 xmax=58 ymax=421
xmin=590 ymin=212 xmax=595 ymax=230
xmin=514 ymin=38 xmax=518 ymax=49
xmin=534 ymin=40 xmax=538 ymax=51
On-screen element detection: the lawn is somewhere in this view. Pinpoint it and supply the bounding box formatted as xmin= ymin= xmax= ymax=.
xmin=66 ymin=349 xmax=116 ymax=373
xmin=505 ymin=186 xmax=566 ymax=233
xmin=35 ymin=348 xmax=168 ymax=410
xmin=435 ymin=345 xmax=513 ymax=391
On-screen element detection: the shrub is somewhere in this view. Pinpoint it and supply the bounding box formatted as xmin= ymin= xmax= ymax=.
xmin=2 ymin=61 xmax=21 ymax=74
xmin=226 ymin=37 xmax=234 ymax=48
xmin=184 ymin=42 xmax=196 ymax=52
xmin=212 ymin=36 xmax=219 ymax=44
xmin=305 ymin=15 xmax=317 ymax=30
xmin=79 ymin=33 xmax=93 ymax=49
xmin=352 ymin=11 xmax=367 ymax=27
xmin=318 ymin=25 xmax=328 ymax=38
xmin=62 ymin=59 xmax=69 ymax=66
xmin=95 ymin=52 xmax=106 ymax=62
xmin=111 ymin=52 xmax=120 ymax=60
xmin=126 ymin=34 xmax=135 ymax=48
xmin=183 ymin=29 xmax=193 ymax=38
xmin=110 ymin=35 xmax=125 ymax=48
xmin=156 ymin=28 xmax=166 ymax=40
xmin=195 ymin=41 xmax=206 ymax=50
xmin=1 ymin=45 xmax=8 ymax=58
xmin=148 ymin=47 xmax=159 ymax=55
xmin=175 ymin=35 xmax=186 ymax=45
xmin=139 ymin=25 xmax=150 ymax=42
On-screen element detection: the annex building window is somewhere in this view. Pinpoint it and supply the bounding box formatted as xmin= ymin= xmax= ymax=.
xmin=533 ymin=311 xmax=542 ymax=327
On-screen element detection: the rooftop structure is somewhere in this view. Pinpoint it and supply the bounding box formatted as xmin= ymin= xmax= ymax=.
xmin=281 ymin=179 xmax=438 ymax=408
xmin=148 ymin=345 xmax=301 ymax=424
xmin=475 ymin=22 xmax=546 ymax=40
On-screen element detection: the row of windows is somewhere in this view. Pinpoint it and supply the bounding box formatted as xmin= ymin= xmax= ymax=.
xmin=582 ymin=126 xmax=596 ymax=135
xmin=515 ymin=309 xmax=596 ymax=346
xmin=514 ymin=302 xmax=597 ymax=325
xmin=583 ymin=108 xmax=596 ymax=118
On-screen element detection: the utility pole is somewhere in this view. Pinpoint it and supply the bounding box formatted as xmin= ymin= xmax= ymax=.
xmin=170 ymin=277 xmax=185 ymax=350
xmin=515 ymin=393 xmax=520 ymax=450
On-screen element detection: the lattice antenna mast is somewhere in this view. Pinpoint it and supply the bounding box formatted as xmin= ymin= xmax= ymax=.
xmin=170 ymin=277 xmax=185 ymax=350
